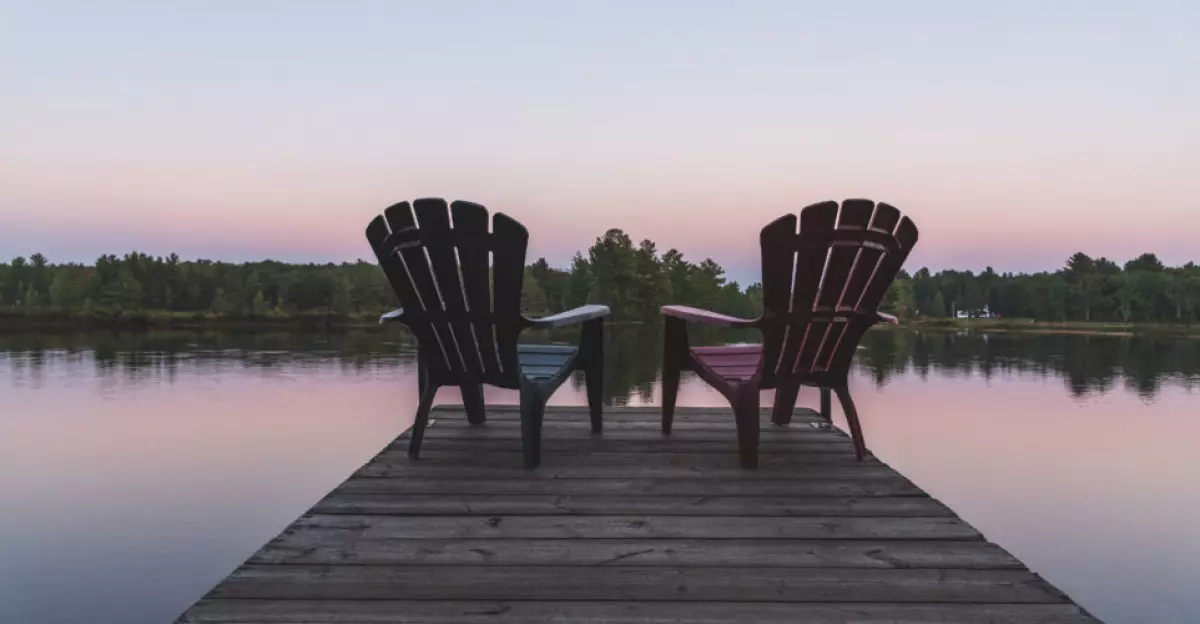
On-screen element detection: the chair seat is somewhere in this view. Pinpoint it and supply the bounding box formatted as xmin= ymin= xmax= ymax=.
xmin=690 ymin=345 xmax=763 ymax=382
xmin=518 ymin=344 xmax=579 ymax=380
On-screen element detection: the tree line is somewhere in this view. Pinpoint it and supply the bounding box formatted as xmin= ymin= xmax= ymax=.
xmin=1 ymin=231 xmax=1198 ymax=325
xmin=887 ymin=252 xmax=1200 ymax=324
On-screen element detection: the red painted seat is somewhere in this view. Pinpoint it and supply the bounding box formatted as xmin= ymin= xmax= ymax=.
xmin=689 ymin=345 xmax=763 ymax=382
xmin=661 ymin=199 xmax=919 ymax=469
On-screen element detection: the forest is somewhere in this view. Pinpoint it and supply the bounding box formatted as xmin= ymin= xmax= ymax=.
xmin=1 ymin=229 xmax=1198 ymax=325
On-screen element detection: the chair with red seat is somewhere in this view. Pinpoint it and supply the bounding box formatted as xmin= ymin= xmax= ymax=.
xmin=660 ymin=199 xmax=919 ymax=468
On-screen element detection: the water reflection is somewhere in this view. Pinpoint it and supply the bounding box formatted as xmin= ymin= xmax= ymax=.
xmin=1 ymin=328 xmax=1198 ymax=624
xmin=854 ymin=330 xmax=1200 ymax=400
xmin=4 ymin=327 xmax=1197 ymax=402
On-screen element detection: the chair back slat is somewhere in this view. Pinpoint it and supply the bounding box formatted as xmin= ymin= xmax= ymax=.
xmin=758 ymin=214 xmax=798 ymax=383
xmin=490 ymin=213 xmax=529 ymax=382
xmin=856 ymin=211 xmax=918 ymax=313
xmin=767 ymin=202 xmax=836 ymax=381
xmin=385 ymin=201 xmax=457 ymax=374
xmin=367 ymin=215 xmax=446 ymax=376
xmin=758 ymin=199 xmax=919 ymax=386
xmin=451 ymin=201 xmax=503 ymax=379
xmin=818 ymin=199 xmax=873 ymax=312
xmin=413 ymin=198 xmax=480 ymax=375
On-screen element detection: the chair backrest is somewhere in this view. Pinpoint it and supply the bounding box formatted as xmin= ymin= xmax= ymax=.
xmin=758 ymin=199 xmax=918 ymax=387
xmin=366 ymin=198 xmax=528 ymax=388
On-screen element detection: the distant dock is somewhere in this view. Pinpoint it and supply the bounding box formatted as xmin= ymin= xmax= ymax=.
xmin=177 ymin=405 xmax=1099 ymax=623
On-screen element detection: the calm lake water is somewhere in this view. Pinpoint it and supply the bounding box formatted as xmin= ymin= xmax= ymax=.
xmin=1 ymin=327 xmax=1198 ymax=623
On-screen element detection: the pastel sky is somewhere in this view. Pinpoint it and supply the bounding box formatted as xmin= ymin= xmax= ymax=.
xmin=2 ymin=1 xmax=1197 ymax=283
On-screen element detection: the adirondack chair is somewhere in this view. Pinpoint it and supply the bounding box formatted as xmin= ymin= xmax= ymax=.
xmin=366 ymin=198 xmax=610 ymax=469
xmin=661 ymin=199 xmax=918 ymax=469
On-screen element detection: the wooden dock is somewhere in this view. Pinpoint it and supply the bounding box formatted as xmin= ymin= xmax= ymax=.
xmin=177 ymin=405 xmax=1099 ymax=623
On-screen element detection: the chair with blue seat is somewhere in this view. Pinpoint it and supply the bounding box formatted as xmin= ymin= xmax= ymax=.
xmin=366 ymin=198 xmax=609 ymax=468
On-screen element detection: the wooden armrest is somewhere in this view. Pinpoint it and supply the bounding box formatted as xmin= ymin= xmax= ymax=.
xmin=525 ymin=304 xmax=610 ymax=329
xmin=661 ymin=305 xmax=757 ymax=327
xmin=378 ymin=307 xmax=405 ymax=324
xmin=876 ymin=311 xmax=899 ymax=325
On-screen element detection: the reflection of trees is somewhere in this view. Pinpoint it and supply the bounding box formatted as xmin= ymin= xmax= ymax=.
xmin=600 ymin=324 xmax=663 ymax=404
xmin=3 ymin=328 xmax=1198 ymax=402
xmin=543 ymin=324 xmax=663 ymax=405
xmin=853 ymin=330 xmax=1200 ymax=400
xmin=0 ymin=329 xmax=419 ymax=384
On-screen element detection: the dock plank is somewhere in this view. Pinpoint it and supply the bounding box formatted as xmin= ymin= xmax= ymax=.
xmin=176 ymin=405 xmax=1100 ymax=623
xmin=250 ymin=538 xmax=1024 ymax=568
xmin=210 ymin=565 xmax=1067 ymax=603
xmin=181 ymin=601 xmax=1098 ymax=624
xmin=282 ymin=513 xmax=980 ymax=539
xmin=355 ymin=461 xmax=900 ymax=479
xmin=337 ymin=476 xmax=927 ymax=497
xmin=309 ymin=493 xmax=953 ymax=516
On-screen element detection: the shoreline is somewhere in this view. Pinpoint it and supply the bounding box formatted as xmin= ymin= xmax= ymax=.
xmin=0 ymin=311 xmax=651 ymax=333
xmin=2 ymin=312 xmax=1198 ymax=338
xmin=897 ymin=318 xmax=1200 ymax=338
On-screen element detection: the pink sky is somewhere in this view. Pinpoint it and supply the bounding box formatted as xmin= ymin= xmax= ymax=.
xmin=2 ymin=2 xmax=1197 ymax=282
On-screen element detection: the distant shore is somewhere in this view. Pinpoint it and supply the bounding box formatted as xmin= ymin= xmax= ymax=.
xmin=4 ymin=310 xmax=1199 ymax=338
xmin=898 ymin=317 xmax=1200 ymax=337
xmin=0 ymin=310 xmax=652 ymax=332
xmin=0 ymin=310 xmax=385 ymax=331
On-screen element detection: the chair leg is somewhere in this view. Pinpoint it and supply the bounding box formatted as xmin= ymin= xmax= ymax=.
xmin=461 ymin=383 xmax=486 ymax=425
xmin=407 ymin=383 xmax=439 ymax=460
xmin=417 ymin=348 xmax=429 ymax=396
xmin=661 ymin=317 xmax=687 ymax=434
xmin=582 ymin=319 xmax=604 ymax=434
xmin=834 ymin=386 xmax=868 ymax=461
xmin=519 ymin=380 xmax=547 ymax=469
xmin=732 ymin=384 xmax=761 ymax=469
xmin=771 ymin=379 xmax=801 ymax=426
xmin=820 ymin=387 xmax=832 ymax=423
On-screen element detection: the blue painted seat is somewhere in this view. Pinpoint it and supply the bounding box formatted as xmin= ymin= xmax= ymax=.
xmin=518 ymin=344 xmax=579 ymax=380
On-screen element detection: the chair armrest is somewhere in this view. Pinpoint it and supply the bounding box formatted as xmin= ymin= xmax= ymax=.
xmin=379 ymin=307 xmax=405 ymax=324
xmin=662 ymin=305 xmax=757 ymax=327
xmin=876 ymin=311 xmax=899 ymax=325
xmin=525 ymin=304 xmax=610 ymax=329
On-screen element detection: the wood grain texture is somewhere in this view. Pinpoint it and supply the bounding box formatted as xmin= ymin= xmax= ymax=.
xmin=180 ymin=601 xmax=1098 ymax=624
xmin=208 ymin=565 xmax=1066 ymax=603
xmin=370 ymin=449 xmax=877 ymax=467
xmin=308 ymin=493 xmax=953 ymax=517
xmin=175 ymin=406 xmax=1100 ymax=624
xmin=419 ymin=423 xmax=845 ymax=441
xmin=385 ymin=437 xmax=855 ymax=454
xmin=442 ymin=404 xmax=823 ymax=422
xmin=337 ymin=477 xmax=926 ymax=497
xmin=250 ymin=538 xmax=1022 ymax=568
xmin=353 ymin=461 xmax=900 ymax=480
xmin=281 ymin=514 xmax=981 ymax=540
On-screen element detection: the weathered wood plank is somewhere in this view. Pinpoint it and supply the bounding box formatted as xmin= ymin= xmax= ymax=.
xmin=309 ymin=494 xmax=952 ymax=517
xmin=371 ymin=449 xmax=871 ymax=467
xmin=207 ymin=565 xmax=1068 ymax=603
xmin=284 ymin=514 xmax=981 ymax=540
xmin=431 ymin=404 xmax=821 ymax=418
xmin=337 ymin=477 xmax=927 ymax=497
xmin=387 ymin=437 xmax=854 ymax=454
xmin=420 ymin=425 xmax=845 ymax=442
xmin=422 ymin=419 xmax=828 ymax=432
xmin=181 ymin=600 xmax=1098 ymax=624
xmin=250 ymin=537 xmax=1022 ymax=568
xmin=174 ymin=405 xmax=1098 ymax=624
xmin=354 ymin=461 xmax=897 ymax=480
xmin=437 ymin=405 xmax=822 ymax=424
